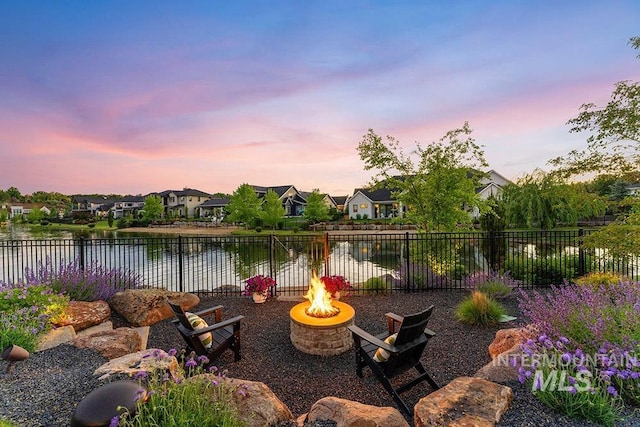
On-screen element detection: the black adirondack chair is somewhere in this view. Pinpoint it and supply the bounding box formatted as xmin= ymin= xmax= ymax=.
xmin=167 ymin=300 xmax=244 ymax=362
xmin=348 ymin=305 xmax=440 ymax=415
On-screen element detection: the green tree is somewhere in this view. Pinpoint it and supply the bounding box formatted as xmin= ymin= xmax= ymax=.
xmin=303 ymin=189 xmax=330 ymax=224
xmin=357 ymin=123 xmax=488 ymax=231
xmin=583 ymin=199 xmax=640 ymax=258
xmin=142 ymin=195 xmax=163 ymax=222
xmin=261 ymin=189 xmax=285 ymax=229
xmin=6 ymin=187 xmax=22 ymax=202
xmin=226 ymin=184 xmax=262 ymax=229
xmin=107 ymin=211 xmax=114 ymax=228
xmin=27 ymin=208 xmax=44 ymax=223
xmin=550 ymin=37 xmax=640 ymax=178
xmin=502 ymin=170 xmax=607 ymax=229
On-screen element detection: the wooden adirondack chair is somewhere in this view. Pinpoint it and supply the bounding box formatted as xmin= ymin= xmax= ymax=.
xmin=348 ymin=305 xmax=440 ymax=415
xmin=167 ymin=300 xmax=244 ymax=362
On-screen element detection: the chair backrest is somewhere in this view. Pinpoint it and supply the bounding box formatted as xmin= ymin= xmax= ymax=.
xmin=167 ymin=300 xmax=194 ymax=331
xmin=384 ymin=305 xmax=434 ymax=377
xmin=393 ymin=305 xmax=434 ymax=346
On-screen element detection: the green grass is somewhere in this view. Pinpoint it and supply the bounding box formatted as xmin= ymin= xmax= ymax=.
xmin=26 ymin=220 xmax=116 ymax=232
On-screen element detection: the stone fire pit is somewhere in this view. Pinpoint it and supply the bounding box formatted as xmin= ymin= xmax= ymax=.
xmin=289 ymin=300 xmax=355 ymax=356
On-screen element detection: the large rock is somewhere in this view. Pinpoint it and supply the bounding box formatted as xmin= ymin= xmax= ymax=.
xmin=302 ymin=396 xmax=409 ymax=427
xmin=488 ymin=326 xmax=535 ymax=360
xmin=94 ymin=349 xmax=180 ymax=380
xmin=108 ymin=289 xmax=200 ymax=326
xmin=194 ymin=375 xmax=294 ymax=427
xmin=474 ymin=344 xmax=524 ymax=383
xmin=61 ymin=300 xmax=111 ymax=332
xmin=72 ymin=327 xmax=142 ymax=359
xmin=414 ymin=376 xmax=512 ymax=427
xmin=36 ymin=325 xmax=77 ymax=352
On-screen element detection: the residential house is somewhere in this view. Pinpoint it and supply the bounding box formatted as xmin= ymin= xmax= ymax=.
xmin=346 ymin=188 xmax=401 ymax=220
xmin=159 ymin=188 xmax=212 ymax=218
xmin=252 ymin=185 xmax=306 ymax=216
xmin=71 ymin=195 xmax=115 ymax=217
xmin=9 ymin=204 xmax=51 ymax=219
xmin=346 ymin=169 xmax=511 ymax=220
xmin=112 ymin=195 xmax=146 ymax=219
xmin=198 ymin=197 xmax=230 ymax=222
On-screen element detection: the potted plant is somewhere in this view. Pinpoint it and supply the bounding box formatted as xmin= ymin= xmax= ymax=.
xmin=320 ymin=275 xmax=351 ymax=299
xmin=243 ymin=274 xmax=276 ymax=303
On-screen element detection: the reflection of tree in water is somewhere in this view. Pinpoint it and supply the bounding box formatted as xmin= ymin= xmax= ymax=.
xmin=224 ymin=240 xmax=270 ymax=280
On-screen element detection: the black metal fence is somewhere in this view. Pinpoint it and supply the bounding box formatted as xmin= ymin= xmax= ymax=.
xmin=0 ymin=230 xmax=637 ymax=296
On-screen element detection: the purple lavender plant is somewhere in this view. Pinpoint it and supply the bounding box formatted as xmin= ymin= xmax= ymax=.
xmin=23 ymin=257 xmax=142 ymax=301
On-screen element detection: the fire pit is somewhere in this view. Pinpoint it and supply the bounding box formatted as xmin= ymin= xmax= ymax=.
xmin=289 ymin=273 xmax=355 ymax=356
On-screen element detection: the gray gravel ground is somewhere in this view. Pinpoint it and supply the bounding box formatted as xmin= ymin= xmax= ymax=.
xmin=1 ymin=290 xmax=638 ymax=426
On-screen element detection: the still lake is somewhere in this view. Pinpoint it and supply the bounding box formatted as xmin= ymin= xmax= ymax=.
xmin=0 ymin=224 xmax=400 ymax=293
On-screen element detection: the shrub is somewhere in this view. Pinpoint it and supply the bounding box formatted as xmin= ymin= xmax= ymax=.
xmin=363 ymin=276 xmax=391 ymax=295
xmin=116 ymin=350 xmax=244 ymax=427
xmin=0 ymin=285 xmax=69 ymax=352
xmin=573 ymin=271 xmax=627 ymax=289
xmin=23 ymin=258 xmax=141 ymax=301
xmin=0 ymin=418 xmax=20 ymax=427
xmin=519 ymin=336 xmax=623 ymax=426
xmin=464 ymin=270 xmax=518 ymax=299
xmin=395 ymin=261 xmax=447 ymax=290
xmin=518 ymin=280 xmax=640 ymax=419
xmin=455 ymin=291 xmax=506 ymax=326
xmin=504 ymin=253 xmax=579 ymax=286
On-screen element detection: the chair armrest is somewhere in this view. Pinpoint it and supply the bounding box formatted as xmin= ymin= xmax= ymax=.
xmin=384 ymin=312 xmax=403 ymax=334
xmin=348 ymin=325 xmax=397 ymax=353
xmin=184 ymin=315 xmax=244 ymax=337
xmin=194 ymin=305 xmax=224 ymax=317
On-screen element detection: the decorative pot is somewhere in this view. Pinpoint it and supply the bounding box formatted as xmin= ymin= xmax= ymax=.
xmin=252 ymin=291 xmax=268 ymax=304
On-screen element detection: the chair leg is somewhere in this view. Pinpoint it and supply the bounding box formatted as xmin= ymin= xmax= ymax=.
xmin=355 ymin=348 xmax=364 ymax=378
xmin=233 ymin=337 xmax=241 ymax=361
xmin=414 ymin=362 xmax=440 ymax=390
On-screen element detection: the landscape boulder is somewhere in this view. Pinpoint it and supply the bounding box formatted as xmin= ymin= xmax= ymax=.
xmin=58 ymin=300 xmax=111 ymax=332
xmin=488 ymin=326 xmax=535 ymax=359
xmin=301 ymin=396 xmax=409 ymax=427
xmin=108 ymin=289 xmax=200 ymax=326
xmin=94 ymin=349 xmax=180 ymax=380
xmin=72 ymin=327 xmax=142 ymax=359
xmin=414 ymin=376 xmax=512 ymax=427
xmin=194 ymin=375 xmax=294 ymax=427
xmin=474 ymin=344 xmax=525 ymax=383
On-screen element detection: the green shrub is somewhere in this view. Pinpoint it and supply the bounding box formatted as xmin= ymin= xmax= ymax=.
xmin=0 ymin=418 xmax=20 ymax=427
xmin=573 ymin=271 xmax=627 ymax=288
xmin=455 ymin=291 xmax=506 ymax=326
xmin=504 ymin=253 xmax=578 ymax=286
xmin=254 ymin=226 xmax=262 ymax=233
xmin=363 ymin=276 xmax=391 ymax=295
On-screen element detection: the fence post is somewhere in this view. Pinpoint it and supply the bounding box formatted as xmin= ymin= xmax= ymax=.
xmin=404 ymin=232 xmax=410 ymax=292
xmin=78 ymin=237 xmax=85 ymax=270
xmin=178 ymin=235 xmax=184 ymax=293
xmin=578 ymin=228 xmax=585 ymax=277
xmin=489 ymin=231 xmax=497 ymax=272
xmin=269 ymin=234 xmax=275 ymax=298
xmin=324 ymin=232 xmax=330 ymax=276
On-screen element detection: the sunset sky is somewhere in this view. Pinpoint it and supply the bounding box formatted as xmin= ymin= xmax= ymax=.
xmin=1 ymin=1 xmax=639 ymax=197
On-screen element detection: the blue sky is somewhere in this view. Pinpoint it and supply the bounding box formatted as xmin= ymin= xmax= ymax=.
xmin=1 ymin=1 xmax=638 ymax=196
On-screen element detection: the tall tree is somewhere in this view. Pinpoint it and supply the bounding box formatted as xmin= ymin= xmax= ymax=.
xmin=357 ymin=122 xmax=488 ymax=231
xmin=261 ymin=189 xmax=285 ymax=229
xmin=303 ymin=189 xmax=330 ymax=224
xmin=142 ymin=195 xmax=163 ymax=221
xmin=226 ymin=184 xmax=262 ymax=229
xmin=502 ymin=169 xmax=607 ymax=229
xmin=550 ymin=37 xmax=640 ymax=178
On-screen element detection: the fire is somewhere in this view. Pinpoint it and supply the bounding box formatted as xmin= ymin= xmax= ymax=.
xmin=304 ymin=271 xmax=340 ymax=318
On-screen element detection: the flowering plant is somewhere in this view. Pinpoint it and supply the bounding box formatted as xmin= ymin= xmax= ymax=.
xmin=242 ymin=275 xmax=276 ymax=295
xmin=320 ymin=275 xmax=350 ymax=296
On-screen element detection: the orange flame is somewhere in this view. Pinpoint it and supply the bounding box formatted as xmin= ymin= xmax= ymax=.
xmin=304 ymin=271 xmax=340 ymax=318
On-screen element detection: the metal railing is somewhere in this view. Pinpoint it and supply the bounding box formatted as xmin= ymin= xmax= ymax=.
xmin=0 ymin=230 xmax=637 ymax=296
